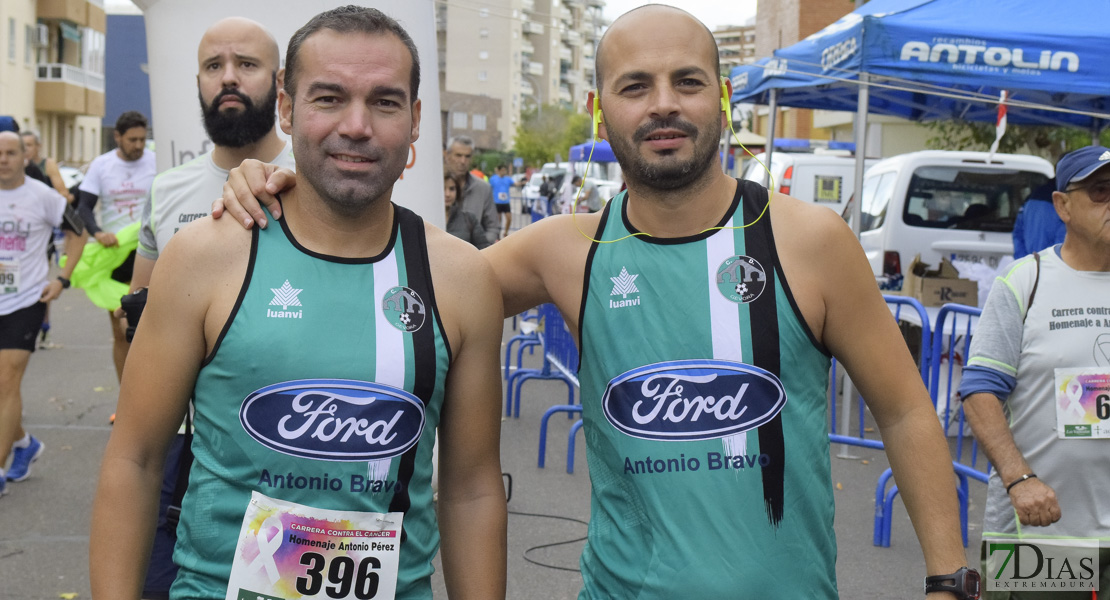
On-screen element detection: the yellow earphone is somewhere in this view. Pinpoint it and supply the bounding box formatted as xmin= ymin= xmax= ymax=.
xmin=720 ymin=76 xmax=734 ymax=130
xmin=591 ymin=94 xmax=604 ymax=141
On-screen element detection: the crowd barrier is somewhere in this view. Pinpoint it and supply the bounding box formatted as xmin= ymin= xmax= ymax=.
xmin=868 ymin=299 xmax=986 ymax=548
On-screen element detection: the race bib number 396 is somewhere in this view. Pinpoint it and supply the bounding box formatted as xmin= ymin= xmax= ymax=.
xmin=226 ymin=491 xmax=403 ymax=600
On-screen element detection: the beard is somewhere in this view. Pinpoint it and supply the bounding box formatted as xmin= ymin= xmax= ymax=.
xmin=293 ymin=132 xmax=410 ymax=218
xmin=199 ymin=74 xmax=278 ymax=148
xmin=608 ymin=115 xmax=721 ymax=191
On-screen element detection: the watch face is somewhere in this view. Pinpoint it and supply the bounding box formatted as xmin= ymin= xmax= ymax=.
xmin=965 ymin=569 xmax=981 ymax=597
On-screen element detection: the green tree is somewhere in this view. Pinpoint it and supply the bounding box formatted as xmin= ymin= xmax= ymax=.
xmin=924 ymin=121 xmax=1109 ymax=163
xmin=513 ymin=104 xmax=592 ymax=167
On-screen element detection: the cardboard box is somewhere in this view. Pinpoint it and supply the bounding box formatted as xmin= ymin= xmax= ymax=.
xmin=899 ymin=255 xmax=978 ymax=307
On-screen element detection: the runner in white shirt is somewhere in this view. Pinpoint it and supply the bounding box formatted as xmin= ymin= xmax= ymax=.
xmin=76 ymin=111 xmax=156 ymax=383
xmin=0 ymin=131 xmax=86 ymax=498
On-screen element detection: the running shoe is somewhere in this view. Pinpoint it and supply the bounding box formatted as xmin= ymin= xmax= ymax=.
xmin=0 ymin=474 xmax=7 ymax=497
xmin=7 ymin=436 xmax=44 ymax=482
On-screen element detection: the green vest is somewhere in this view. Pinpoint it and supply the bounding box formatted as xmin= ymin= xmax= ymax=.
xmin=172 ymin=204 xmax=450 ymax=599
xmin=577 ymin=182 xmax=837 ymax=598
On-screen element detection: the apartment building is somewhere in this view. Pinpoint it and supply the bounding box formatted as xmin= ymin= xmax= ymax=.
xmin=437 ymin=0 xmax=604 ymax=151
xmin=0 ymin=0 xmax=105 ymax=165
xmin=713 ymin=22 xmax=757 ymax=76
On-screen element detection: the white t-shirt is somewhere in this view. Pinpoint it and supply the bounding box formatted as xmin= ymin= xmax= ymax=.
xmin=0 ymin=179 xmax=67 ymax=315
xmin=968 ymin=248 xmax=1110 ymax=540
xmin=79 ymin=149 xmax=157 ymax=235
xmin=138 ymin=142 xmax=296 ymax=260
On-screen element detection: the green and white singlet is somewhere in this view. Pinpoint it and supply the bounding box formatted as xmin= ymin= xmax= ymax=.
xmin=577 ymin=180 xmax=836 ymax=598
xmin=172 ymin=204 xmax=451 ymax=599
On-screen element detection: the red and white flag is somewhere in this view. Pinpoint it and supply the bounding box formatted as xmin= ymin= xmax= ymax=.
xmin=988 ymin=90 xmax=1009 ymax=159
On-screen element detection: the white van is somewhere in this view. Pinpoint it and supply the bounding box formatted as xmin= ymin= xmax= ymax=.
xmin=742 ymin=152 xmax=878 ymax=214
xmin=851 ymin=150 xmax=1053 ymax=282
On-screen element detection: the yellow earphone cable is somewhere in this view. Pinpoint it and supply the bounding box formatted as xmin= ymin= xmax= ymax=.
xmin=569 ymin=83 xmax=776 ymax=244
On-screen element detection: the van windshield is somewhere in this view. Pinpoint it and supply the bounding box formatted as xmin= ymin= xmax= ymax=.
xmin=902 ymin=166 xmax=1049 ymax=232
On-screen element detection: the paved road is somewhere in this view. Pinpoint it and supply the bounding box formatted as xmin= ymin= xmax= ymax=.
xmin=1 ymin=276 xmax=983 ymax=599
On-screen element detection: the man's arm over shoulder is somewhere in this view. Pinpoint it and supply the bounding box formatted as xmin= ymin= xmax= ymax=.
xmin=425 ymin=227 xmax=507 ymax=598
xmin=773 ymin=195 xmax=968 ymax=579
xmin=90 ymin=215 xmax=251 ymax=599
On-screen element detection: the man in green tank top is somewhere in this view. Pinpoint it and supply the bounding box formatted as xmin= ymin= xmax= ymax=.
xmin=90 ymin=7 xmax=506 ymax=599
xmin=217 ymin=5 xmax=976 ymax=598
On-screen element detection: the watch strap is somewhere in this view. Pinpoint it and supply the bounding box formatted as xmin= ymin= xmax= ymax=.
xmin=924 ymin=567 xmax=980 ymax=599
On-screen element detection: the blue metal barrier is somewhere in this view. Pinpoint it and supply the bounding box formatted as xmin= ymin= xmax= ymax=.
xmin=505 ymin=304 xmax=577 ymax=418
xmin=931 ymin=303 xmax=988 ymax=547
xmin=872 ymin=302 xmax=991 ymax=548
xmin=504 ymin=309 xmax=541 ymax=380
xmin=530 ymin=304 xmax=585 ymax=471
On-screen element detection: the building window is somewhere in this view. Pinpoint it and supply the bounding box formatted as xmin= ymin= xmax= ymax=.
xmin=479 ymin=28 xmax=489 ymax=38
xmin=473 ymin=115 xmax=487 ymax=131
xmin=24 ymin=24 xmax=33 ymax=64
xmin=453 ymin=112 xmax=468 ymax=130
xmin=478 ymin=70 xmax=488 ymax=81
xmin=479 ymin=51 xmax=489 ymax=60
xmin=480 ymin=7 xmax=489 ymax=17
xmin=8 ymin=19 xmax=16 ymax=62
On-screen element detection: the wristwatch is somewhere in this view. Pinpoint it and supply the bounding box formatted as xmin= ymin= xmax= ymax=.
xmin=924 ymin=567 xmax=980 ymax=599
xmin=56 ymin=276 xmax=71 ymax=289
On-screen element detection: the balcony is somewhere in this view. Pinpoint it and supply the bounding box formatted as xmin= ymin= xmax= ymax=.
xmin=37 ymin=63 xmax=104 ymax=92
xmin=581 ymin=55 xmax=595 ymax=71
xmin=38 ymin=0 xmax=87 ymax=25
xmin=523 ymin=20 xmax=544 ymax=35
xmin=521 ymin=40 xmax=535 ymax=55
xmin=527 ymin=61 xmax=545 ymax=76
xmin=521 ymin=0 xmax=535 ymax=11
xmin=35 ymin=63 xmax=105 ymax=115
xmin=559 ymin=46 xmax=572 ymax=62
xmin=562 ymin=29 xmax=583 ymax=46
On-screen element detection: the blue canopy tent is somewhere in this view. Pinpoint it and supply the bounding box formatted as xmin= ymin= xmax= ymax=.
xmin=729 ymin=0 xmax=1110 ymax=234
xmin=569 ymin=139 xmax=616 ymax=163
xmin=731 ymin=0 xmax=1110 ymax=127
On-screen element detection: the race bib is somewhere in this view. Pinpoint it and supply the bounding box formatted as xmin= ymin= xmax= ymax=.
xmin=0 ymin=257 xmax=19 ymax=295
xmin=226 ymin=491 xmax=403 ymax=600
xmin=497 ymin=192 xmax=509 ymax=202
xmin=1055 ymin=368 xmax=1110 ymax=439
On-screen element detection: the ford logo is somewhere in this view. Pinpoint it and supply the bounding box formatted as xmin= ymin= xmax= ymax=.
xmin=240 ymin=379 xmax=426 ymax=461
xmin=602 ymin=360 xmax=786 ymax=441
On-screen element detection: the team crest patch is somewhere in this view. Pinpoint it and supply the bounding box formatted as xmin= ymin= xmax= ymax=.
xmin=716 ymin=255 xmax=766 ymax=304
xmin=382 ymin=286 xmax=426 ymax=332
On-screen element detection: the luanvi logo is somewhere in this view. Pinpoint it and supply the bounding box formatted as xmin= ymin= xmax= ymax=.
xmin=609 ymin=267 xmax=641 ymax=309
xmin=985 ymin=539 xmax=1099 ymax=592
xmin=268 ymin=280 xmax=303 ymax=319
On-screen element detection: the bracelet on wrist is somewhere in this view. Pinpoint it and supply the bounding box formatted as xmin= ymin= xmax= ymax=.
xmin=1006 ymin=473 xmax=1037 ymax=493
